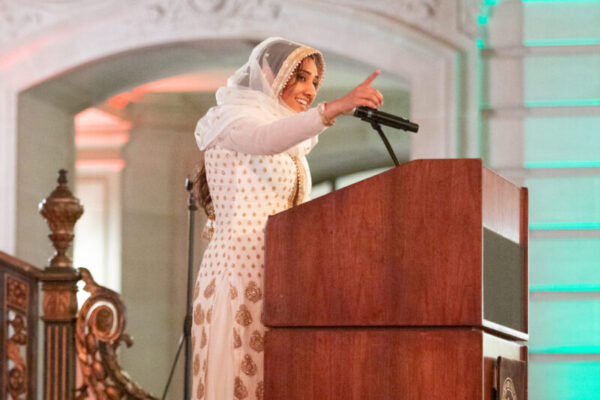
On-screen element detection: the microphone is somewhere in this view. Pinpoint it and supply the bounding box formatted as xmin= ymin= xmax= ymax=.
xmin=353 ymin=106 xmax=419 ymax=133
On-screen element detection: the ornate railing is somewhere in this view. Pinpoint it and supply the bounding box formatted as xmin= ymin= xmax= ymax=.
xmin=0 ymin=251 xmax=40 ymax=400
xmin=75 ymin=268 xmax=157 ymax=400
xmin=1 ymin=170 xmax=157 ymax=400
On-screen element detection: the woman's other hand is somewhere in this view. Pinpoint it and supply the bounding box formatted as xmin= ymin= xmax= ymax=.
xmin=324 ymin=70 xmax=384 ymax=120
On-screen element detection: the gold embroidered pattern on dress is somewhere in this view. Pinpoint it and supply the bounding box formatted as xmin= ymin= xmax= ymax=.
xmin=193 ymin=354 xmax=200 ymax=376
xmin=249 ymin=330 xmax=264 ymax=352
xmin=197 ymin=381 xmax=205 ymax=399
xmin=235 ymin=305 xmax=253 ymax=326
xmin=233 ymin=328 xmax=242 ymax=348
xmin=287 ymin=155 xmax=306 ymax=208
xmin=193 ymin=305 xmax=204 ymax=325
xmin=234 ymin=377 xmax=249 ymax=399
xmin=200 ymin=328 xmax=207 ymax=348
xmin=241 ymin=354 xmax=258 ymax=376
xmin=203 ymin=278 xmax=216 ymax=298
xmin=244 ymin=281 xmax=262 ymax=303
xmin=193 ymin=147 xmax=307 ymax=395
xmin=256 ymin=381 xmax=264 ymax=400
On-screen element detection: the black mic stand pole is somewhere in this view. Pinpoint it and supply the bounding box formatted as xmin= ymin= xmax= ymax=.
xmin=183 ymin=177 xmax=197 ymax=400
xmin=370 ymin=121 xmax=400 ymax=167
xmin=162 ymin=178 xmax=197 ymax=400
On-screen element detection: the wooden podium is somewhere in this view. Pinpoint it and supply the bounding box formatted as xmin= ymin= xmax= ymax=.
xmin=264 ymin=159 xmax=528 ymax=399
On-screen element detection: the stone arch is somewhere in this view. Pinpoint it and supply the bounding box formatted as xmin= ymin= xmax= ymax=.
xmin=0 ymin=0 xmax=461 ymax=266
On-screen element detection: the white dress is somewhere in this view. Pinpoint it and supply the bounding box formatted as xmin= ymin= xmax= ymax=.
xmin=191 ymin=108 xmax=326 ymax=400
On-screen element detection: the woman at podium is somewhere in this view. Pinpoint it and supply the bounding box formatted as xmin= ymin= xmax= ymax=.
xmin=192 ymin=37 xmax=382 ymax=400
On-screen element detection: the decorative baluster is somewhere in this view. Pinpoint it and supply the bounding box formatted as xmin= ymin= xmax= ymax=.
xmin=38 ymin=169 xmax=83 ymax=400
xmin=1 ymin=252 xmax=41 ymax=400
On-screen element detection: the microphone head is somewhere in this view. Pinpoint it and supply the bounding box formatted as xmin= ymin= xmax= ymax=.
xmin=353 ymin=106 xmax=375 ymax=120
xmin=353 ymin=106 xmax=418 ymax=133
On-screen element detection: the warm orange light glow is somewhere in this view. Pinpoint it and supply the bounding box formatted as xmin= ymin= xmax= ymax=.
xmin=76 ymin=159 xmax=125 ymax=171
xmin=104 ymin=70 xmax=233 ymax=108
xmin=0 ymin=36 xmax=56 ymax=71
xmin=107 ymin=94 xmax=130 ymax=109
xmin=105 ymin=87 xmax=145 ymax=110
xmin=75 ymin=132 xmax=130 ymax=147
xmin=75 ymin=108 xmax=131 ymax=148
xmin=75 ymin=108 xmax=131 ymax=130
xmin=139 ymin=71 xmax=232 ymax=92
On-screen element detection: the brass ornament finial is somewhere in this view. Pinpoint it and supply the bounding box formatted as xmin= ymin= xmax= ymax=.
xmin=39 ymin=169 xmax=84 ymax=269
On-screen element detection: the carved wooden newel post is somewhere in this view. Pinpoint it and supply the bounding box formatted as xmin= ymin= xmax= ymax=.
xmin=39 ymin=170 xmax=83 ymax=400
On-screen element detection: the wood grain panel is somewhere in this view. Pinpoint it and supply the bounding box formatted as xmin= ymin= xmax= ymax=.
xmin=265 ymin=159 xmax=483 ymax=327
xmin=265 ymin=328 xmax=483 ymax=400
xmin=482 ymin=168 xmax=523 ymax=244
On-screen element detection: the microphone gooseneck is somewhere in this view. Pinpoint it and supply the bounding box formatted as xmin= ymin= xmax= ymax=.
xmin=353 ymin=106 xmax=419 ymax=133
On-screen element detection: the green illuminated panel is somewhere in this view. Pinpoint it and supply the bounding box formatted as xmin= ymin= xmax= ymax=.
xmin=529 ymin=360 xmax=600 ymax=400
xmin=526 ymin=176 xmax=600 ymax=225
xmin=530 ymin=297 xmax=600 ymax=350
xmin=531 ymin=284 xmax=600 ymax=292
xmin=525 ymin=116 xmax=600 ymax=165
xmin=526 ymin=161 xmax=600 ymax=168
xmin=530 ymin=345 xmax=600 ymax=353
xmin=525 ymin=38 xmax=600 ymax=46
xmin=524 ymin=0 xmax=600 ymax=3
xmin=530 ymin=222 xmax=600 ymax=230
xmin=530 ymin=237 xmax=600 ymax=286
xmin=524 ymin=2 xmax=600 ymax=43
xmin=525 ymin=54 xmax=600 ymax=103
xmin=525 ymin=99 xmax=600 ymax=107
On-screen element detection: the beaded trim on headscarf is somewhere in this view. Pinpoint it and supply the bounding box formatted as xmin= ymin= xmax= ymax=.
xmin=271 ymin=46 xmax=325 ymax=98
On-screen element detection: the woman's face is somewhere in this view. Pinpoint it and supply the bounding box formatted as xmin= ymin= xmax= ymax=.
xmin=280 ymin=56 xmax=319 ymax=113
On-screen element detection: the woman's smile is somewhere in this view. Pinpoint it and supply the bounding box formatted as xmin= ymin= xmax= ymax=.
xmin=295 ymin=97 xmax=309 ymax=108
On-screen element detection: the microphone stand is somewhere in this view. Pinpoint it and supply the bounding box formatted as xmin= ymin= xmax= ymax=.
xmin=163 ymin=178 xmax=197 ymax=400
xmin=370 ymin=121 xmax=400 ymax=167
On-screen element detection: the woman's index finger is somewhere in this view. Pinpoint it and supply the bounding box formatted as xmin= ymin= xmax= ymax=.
xmin=361 ymin=70 xmax=381 ymax=87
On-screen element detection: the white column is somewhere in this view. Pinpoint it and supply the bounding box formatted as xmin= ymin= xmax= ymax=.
xmin=483 ymin=0 xmax=525 ymax=175
xmin=15 ymin=92 xmax=76 ymax=266
xmin=0 ymin=86 xmax=17 ymax=254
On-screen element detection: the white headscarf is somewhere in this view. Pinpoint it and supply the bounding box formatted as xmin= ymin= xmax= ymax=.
xmin=195 ymin=37 xmax=325 ymax=156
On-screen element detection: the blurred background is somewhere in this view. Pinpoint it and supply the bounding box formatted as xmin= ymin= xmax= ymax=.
xmin=1 ymin=0 xmax=599 ymax=398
